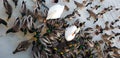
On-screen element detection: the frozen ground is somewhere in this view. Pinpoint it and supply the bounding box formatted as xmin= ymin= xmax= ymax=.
xmin=0 ymin=0 xmax=120 ymax=58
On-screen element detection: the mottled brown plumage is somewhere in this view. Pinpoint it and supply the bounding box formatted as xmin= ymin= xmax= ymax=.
xmin=64 ymin=5 xmax=69 ymax=11
xmin=74 ymin=1 xmax=84 ymax=9
xmin=32 ymin=41 xmax=49 ymax=58
xmin=64 ymin=0 xmax=70 ymax=2
xmin=6 ymin=17 xmax=20 ymax=34
xmin=87 ymin=9 xmax=98 ymax=23
xmin=20 ymin=15 xmax=36 ymax=35
xmin=95 ymin=25 xmax=103 ymax=33
xmin=20 ymin=1 xmax=27 ymax=17
xmin=13 ymin=39 xmax=32 ymax=54
xmin=3 ymin=0 xmax=12 ymax=20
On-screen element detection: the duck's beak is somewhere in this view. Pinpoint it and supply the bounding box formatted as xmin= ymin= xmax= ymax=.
xmin=6 ymin=28 xmax=15 ymax=34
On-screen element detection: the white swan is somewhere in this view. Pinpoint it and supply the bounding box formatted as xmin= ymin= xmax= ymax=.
xmin=46 ymin=4 xmax=64 ymax=20
xmin=65 ymin=25 xmax=80 ymax=41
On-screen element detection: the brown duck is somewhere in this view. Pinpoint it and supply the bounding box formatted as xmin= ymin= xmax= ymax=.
xmin=6 ymin=17 xmax=21 ymax=34
xmin=3 ymin=0 xmax=12 ymax=21
xmin=13 ymin=39 xmax=33 ymax=54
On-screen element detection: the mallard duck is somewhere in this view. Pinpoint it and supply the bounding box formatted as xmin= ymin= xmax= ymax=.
xmin=3 ymin=0 xmax=12 ymax=20
xmin=86 ymin=9 xmax=98 ymax=23
xmin=20 ymin=1 xmax=27 ymax=17
xmin=6 ymin=17 xmax=21 ymax=34
xmin=20 ymin=15 xmax=35 ymax=35
xmin=13 ymin=39 xmax=33 ymax=54
xmin=35 ymin=2 xmax=49 ymax=18
xmin=74 ymin=1 xmax=84 ymax=9
xmin=32 ymin=41 xmax=49 ymax=58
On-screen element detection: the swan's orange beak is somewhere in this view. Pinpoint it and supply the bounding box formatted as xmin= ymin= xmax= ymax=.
xmin=72 ymin=33 xmax=75 ymax=36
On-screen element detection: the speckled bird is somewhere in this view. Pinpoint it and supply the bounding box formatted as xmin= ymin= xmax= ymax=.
xmin=3 ymin=0 xmax=12 ymax=21
xmin=13 ymin=39 xmax=33 ymax=54
xmin=6 ymin=17 xmax=21 ymax=34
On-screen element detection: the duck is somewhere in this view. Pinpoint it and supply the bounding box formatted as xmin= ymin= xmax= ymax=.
xmin=6 ymin=17 xmax=21 ymax=34
xmin=20 ymin=1 xmax=27 ymax=17
xmin=86 ymin=9 xmax=98 ymax=23
xmin=3 ymin=0 xmax=12 ymax=21
xmin=13 ymin=38 xmax=34 ymax=54
xmin=20 ymin=15 xmax=35 ymax=35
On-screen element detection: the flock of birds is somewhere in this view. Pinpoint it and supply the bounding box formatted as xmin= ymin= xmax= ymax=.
xmin=0 ymin=0 xmax=120 ymax=58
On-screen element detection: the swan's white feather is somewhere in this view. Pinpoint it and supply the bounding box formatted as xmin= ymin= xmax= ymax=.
xmin=46 ymin=4 xmax=64 ymax=20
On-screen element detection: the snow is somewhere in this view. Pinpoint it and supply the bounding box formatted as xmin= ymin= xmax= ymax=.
xmin=0 ymin=0 xmax=120 ymax=58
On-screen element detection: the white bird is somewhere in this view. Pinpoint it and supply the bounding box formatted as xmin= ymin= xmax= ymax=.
xmin=65 ymin=25 xmax=80 ymax=41
xmin=46 ymin=4 xmax=64 ymax=20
